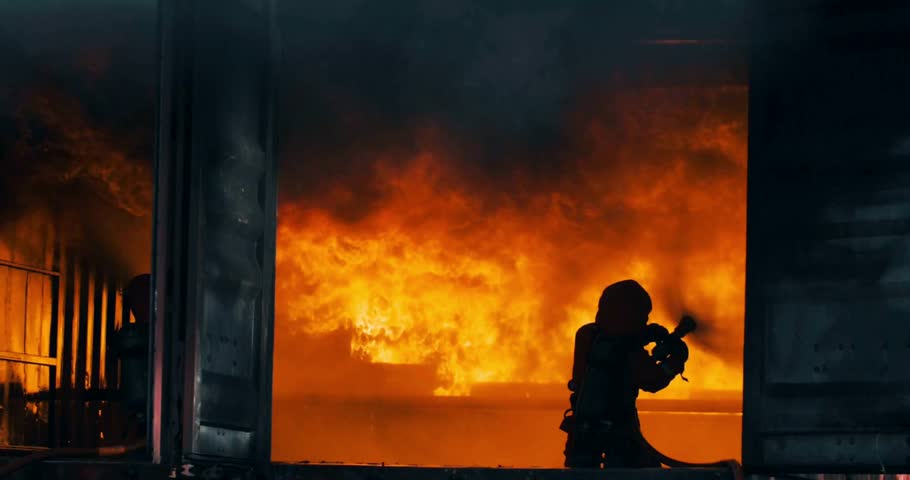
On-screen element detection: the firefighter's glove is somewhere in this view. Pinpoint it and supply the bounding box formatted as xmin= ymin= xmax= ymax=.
xmin=665 ymin=336 xmax=689 ymax=363
xmin=643 ymin=323 xmax=670 ymax=345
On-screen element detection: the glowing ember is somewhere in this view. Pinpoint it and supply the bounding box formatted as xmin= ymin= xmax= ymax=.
xmin=275 ymin=86 xmax=746 ymax=398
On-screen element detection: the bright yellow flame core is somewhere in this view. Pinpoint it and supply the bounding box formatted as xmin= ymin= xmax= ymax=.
xmin=278 ymin=203 xmax=548 ymax=395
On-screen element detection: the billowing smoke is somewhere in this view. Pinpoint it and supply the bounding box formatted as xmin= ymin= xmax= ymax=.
xmin=0 ymin=3 xmax=156 ymax=281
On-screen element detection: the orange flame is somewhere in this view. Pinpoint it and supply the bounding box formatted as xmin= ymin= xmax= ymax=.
xmin=11 ymin=88 xmax=153 ymax=218
xmin=3 ymin=87 xmax=154 ymax=281
xmin=275 ymin=86 xmax=747 ymax=399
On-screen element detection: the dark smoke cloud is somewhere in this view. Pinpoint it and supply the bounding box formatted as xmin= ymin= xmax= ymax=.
xmin=0 ymin=2 xmax=157 ymax=280
xmin=277 ymin=0 xmax=745 ymax=210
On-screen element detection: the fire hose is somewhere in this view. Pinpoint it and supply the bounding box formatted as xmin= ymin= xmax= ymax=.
xmin=0 ymin=441 xmax=146 ymax=477
xmin=564 ymin=315 xmax=745 ymax=480
xmin=642 ymin=317 xmax=743 ymax=478
xmin=641 ymin=435 xmax=744 ymax=480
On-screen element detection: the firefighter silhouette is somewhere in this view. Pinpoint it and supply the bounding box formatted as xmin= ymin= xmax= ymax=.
xmin=114 ymin=273 xmax=152 ymax=441
xmin=560 ymin=279 xmax=689 ymax=468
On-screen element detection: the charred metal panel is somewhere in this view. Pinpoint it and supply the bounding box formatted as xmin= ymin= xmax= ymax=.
xmin=744 ymin=0 xmax=910 ymax=472
xmin=152 ymin=0 xmax=279 ymax=470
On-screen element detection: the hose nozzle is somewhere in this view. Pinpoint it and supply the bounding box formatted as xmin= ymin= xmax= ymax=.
xmin=674 ymin=315 xmax=697 ymax=338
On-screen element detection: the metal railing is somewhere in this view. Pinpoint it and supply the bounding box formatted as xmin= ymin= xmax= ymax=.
xmin=0 ymin=258 xmax=59 ymax=448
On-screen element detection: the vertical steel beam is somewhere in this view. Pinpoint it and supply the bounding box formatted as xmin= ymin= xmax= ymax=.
xmin=151 ymin=0 xmax=279 ymax=473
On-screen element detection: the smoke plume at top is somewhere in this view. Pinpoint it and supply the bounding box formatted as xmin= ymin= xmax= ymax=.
xmin=0 ymin=2 xmax=156 ymax=280
xmin=277 ymin=0 xmax=744 ymax=203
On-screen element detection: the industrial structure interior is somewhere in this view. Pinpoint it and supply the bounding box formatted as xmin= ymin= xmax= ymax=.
xmin=0 ymin=0 xmax=908 ymax=479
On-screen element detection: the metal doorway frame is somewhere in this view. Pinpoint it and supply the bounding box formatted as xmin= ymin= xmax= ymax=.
xmin=150 ymin=0 xmax=279 ymax=472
